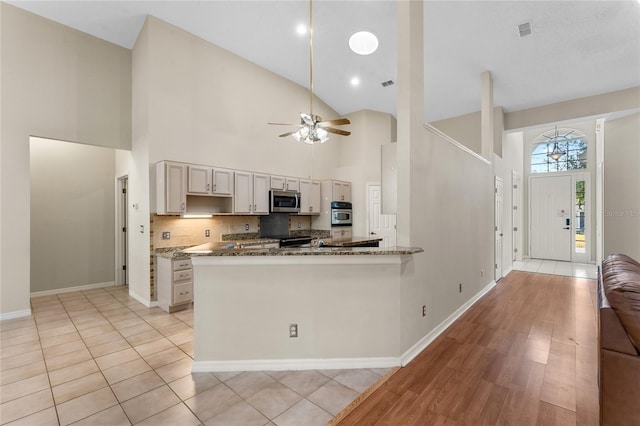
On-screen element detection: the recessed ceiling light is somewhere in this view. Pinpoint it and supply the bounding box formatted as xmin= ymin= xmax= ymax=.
xmin=296 ymin=24 xmax=307 ymax=35
xmin=350 ymin=77 xmax=360 ymax=86
xmin=348 ymin=31 xmax=378 ymax=55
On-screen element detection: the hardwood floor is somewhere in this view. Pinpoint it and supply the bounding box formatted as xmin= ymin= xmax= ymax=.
xmin=335 ymin=271 xmax=599 ymax=425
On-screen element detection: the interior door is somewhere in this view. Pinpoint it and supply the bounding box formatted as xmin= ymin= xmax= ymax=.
xmin=368 ymin=184 xmax=396 ymax=248
xmin=495 ymin=177 xmax=504 ymax=280
xmin=512 ymin=171 xmax=522 ymax=262
xmin=530 ymin=175 xmax=572 ymax=261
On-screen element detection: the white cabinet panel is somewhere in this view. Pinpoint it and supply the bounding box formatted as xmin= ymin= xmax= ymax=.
xmin=187 ymin=165 xmax=211 ymax=194
xmin=213 ymin=169 xmax=233 ymax=195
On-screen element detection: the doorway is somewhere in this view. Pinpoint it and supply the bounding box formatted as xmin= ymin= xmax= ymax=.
xmin=116 ymin=176 xmax=129 ymax=286
xmin=367 ymin=184 xmax=397 ymax=248
xmin=512 ymin=171 xmax=522 ymax=262
xmin=495 ymin=177 xmax=504 ymax=280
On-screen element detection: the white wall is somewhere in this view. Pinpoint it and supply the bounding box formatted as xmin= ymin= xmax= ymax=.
xmin=30 ymin=138 xmax=116 ymax=293
xmin=338 ymin=110 xmax=397 ymax=236
xmin=399 ymin=125 xmax=494 ymax=353
xmin=603 ymin=113 xmax=640 ymax=260
xmin=0 ymin=4 xmax=131 ymax=317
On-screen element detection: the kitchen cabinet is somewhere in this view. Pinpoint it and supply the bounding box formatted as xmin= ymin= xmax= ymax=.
xmin=331 ymin=227 xmax=352 ymax=240
xmin=299 ymin=179 xmax=321 ymax=215
xmin=235 ymin=172 xmax=269 ymax=215
xmin=187 ymin=166 xmax=233 ymax=196
xmin=270 ymin=176 xmax=300 ymax=192
xmin=156 ymin=161 xmax=186 ymax=214
xmin=333 ymin=181 xmax=351 ymax=202
xmin=156 ymin=257 xmax=193 ymax=313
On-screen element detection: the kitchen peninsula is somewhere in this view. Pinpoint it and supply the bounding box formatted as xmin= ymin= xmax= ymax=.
xmin=173 ymin=243 xmax=424 ymax=372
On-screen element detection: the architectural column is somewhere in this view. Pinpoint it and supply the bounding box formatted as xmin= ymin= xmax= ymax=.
xmin=396 ymin=0 xmax=424 ymax=246
xmin=481 ymin=70 xmax=494 ymax=161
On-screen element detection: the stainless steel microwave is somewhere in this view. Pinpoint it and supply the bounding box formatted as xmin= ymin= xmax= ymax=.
xmin=270 ymin=190 xmax=301 ymax=213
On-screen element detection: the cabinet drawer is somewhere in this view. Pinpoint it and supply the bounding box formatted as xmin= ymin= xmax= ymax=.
xmin=173 ymin=269 xmax=192 ymax=282
xmin=173 ymin=259 xmax=192 ymax=271
xmin=173 ymin=283 xmax=193 ymax=305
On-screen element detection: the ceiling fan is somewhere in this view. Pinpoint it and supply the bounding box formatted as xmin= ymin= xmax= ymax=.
xmin=268 ymin=0 xmax=351 ymax=144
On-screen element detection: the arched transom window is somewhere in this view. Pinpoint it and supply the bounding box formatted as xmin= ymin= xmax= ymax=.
xmin=531 ymin=127 xmax=587 ymax=173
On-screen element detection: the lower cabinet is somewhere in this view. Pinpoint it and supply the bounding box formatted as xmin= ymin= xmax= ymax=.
xmin=156 ymin=257 xmax=193 ymax=313
xmin=331 ymin=227 xmax=352 ymax=240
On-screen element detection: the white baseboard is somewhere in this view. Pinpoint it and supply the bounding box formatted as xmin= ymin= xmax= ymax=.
xmin=400 ymin=280 xmax=497 ymax=367
xmin=128 ymin=290 xmax=158 ymax=308
xmin=30 ymin=281 xmax=116 ymax=298
xmin=192 ymin=357 xmax=400 ymax=373
xmin=0 ymin=309 xmax=32 ymax=322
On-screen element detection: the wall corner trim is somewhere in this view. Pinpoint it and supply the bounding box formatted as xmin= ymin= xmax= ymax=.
xmin=0 ymin=309 xmax=32 ymax=322
xmin=400 ymin=280 xmax=497 ymax=366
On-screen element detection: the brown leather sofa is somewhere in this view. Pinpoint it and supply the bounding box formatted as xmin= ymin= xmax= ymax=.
xmin=598 ymin=253 xmax=640 ymax=425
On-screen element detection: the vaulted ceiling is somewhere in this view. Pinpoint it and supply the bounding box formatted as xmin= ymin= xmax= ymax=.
xmin=7 ymin=0 xmax=640 ymax=122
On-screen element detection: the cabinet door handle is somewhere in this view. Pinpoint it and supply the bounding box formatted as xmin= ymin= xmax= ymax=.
xmin=207 ymin=184 xmax=210 ymax=191
xmin=249 ymin=204 xmax=252 ymax=212
xmin=254 ymin=204 xmax=257 ymax=212
xmin=213 ymin=184 xmax=216 ymax=191
xmin=181 ymin=203 xmax=185 ymax=210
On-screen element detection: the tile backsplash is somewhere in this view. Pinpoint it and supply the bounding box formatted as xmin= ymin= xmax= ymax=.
xmin=150 ymin=214 xmax=313 ymax=249
xmin=151 ymin=215 xmax=260 ymax=249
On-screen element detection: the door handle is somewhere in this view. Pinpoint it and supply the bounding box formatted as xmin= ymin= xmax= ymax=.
xmin=370 ymin=232 xmax=377 ymax=235
xmin=563 ymin=227 xmax=570 ymax=230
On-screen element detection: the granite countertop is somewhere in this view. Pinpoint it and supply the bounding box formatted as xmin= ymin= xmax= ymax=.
xmin=154 ymin=237 xmax=423 ymax=258
xmin=318 ymin=236 xmax=383 ymax=247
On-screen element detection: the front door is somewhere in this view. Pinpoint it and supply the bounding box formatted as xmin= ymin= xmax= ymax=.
xmin=530 ymin=175 xmax=572 ymax=261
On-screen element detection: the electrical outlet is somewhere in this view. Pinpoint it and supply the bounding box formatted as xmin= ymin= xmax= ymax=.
xmin=297 ymin=222 xmax=301 ymax=229
xmin=245 ymin=224 xmax=249 ymax=231
xmin=459 ymin=283 xmax=463 ymax=293
xmin=422 ymin=305 xmax=427 ymax=317
xmin=289 ymin=324 xmax=298 ymax=338
xmin=481 ymin=269 xmax=484 ymax=277
xmin=205 ymin=229 xmax=210 ymax=237
xmin=162 ymin=232 xmax=170 ymax=239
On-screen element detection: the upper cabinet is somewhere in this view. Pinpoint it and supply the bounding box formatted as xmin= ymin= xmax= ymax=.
xmin=156 ymin=161 xmax=347 ymax=218
xmin=157 ymin=162 xmax=186 ymax=214
xmin=270 ymin=176 xmax=300 ymax=192
xmin=213 ymin=169 xmax=233 ymax=195
xmin=234 ymin=172 xmax=269 ymax=215
xmin=187 ymin=166 xmax=233 ymax=196
xmin=332 ymin=181 xmax=352 ymax=202
xmin=299 ymin=179 xmax=321 ymax=215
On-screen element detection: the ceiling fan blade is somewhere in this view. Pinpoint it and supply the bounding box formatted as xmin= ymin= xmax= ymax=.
xmin=318 ymin=118 xmax=350 ymax=127
xmin=278 ymin=131 xmax=296 ymax=137
xmin=324 ymin=127 xmax=351 ymax=136
xmin=268 ymin=122 xmax=297 ymax=126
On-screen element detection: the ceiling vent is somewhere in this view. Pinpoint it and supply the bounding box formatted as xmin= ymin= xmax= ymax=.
xmin=518 ymin=20 xmax=533 ymax=37
xmin=381 ymin=80 xmax=395 ymax=87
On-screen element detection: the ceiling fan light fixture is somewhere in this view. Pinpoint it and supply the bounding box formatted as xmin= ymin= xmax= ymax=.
xmin=348 ymin=31 xmax=378 ymax=55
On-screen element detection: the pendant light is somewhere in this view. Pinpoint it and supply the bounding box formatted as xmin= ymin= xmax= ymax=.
xmin=546 ymin=126 xmax=567 ymax=161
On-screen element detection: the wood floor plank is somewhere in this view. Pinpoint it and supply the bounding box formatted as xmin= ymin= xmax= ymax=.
xmin=334 ymin=271 xmax=599 ymax=426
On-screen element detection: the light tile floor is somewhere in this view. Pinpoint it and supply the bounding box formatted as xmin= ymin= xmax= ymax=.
xmin=0 ymin=286 xmax=389 ymax=425
xmin=512 ymin=258 xmax=598 ymax=279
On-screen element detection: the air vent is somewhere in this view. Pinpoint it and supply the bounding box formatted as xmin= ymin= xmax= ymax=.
xmin=518 ymin=20 xmax=533 ymax=37
xmin=381 ymin=80 xmax=395 ymax=87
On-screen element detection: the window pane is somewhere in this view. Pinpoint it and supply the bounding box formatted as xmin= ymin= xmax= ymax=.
xmin=575 ymin=180 xmax=586 ymax=254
